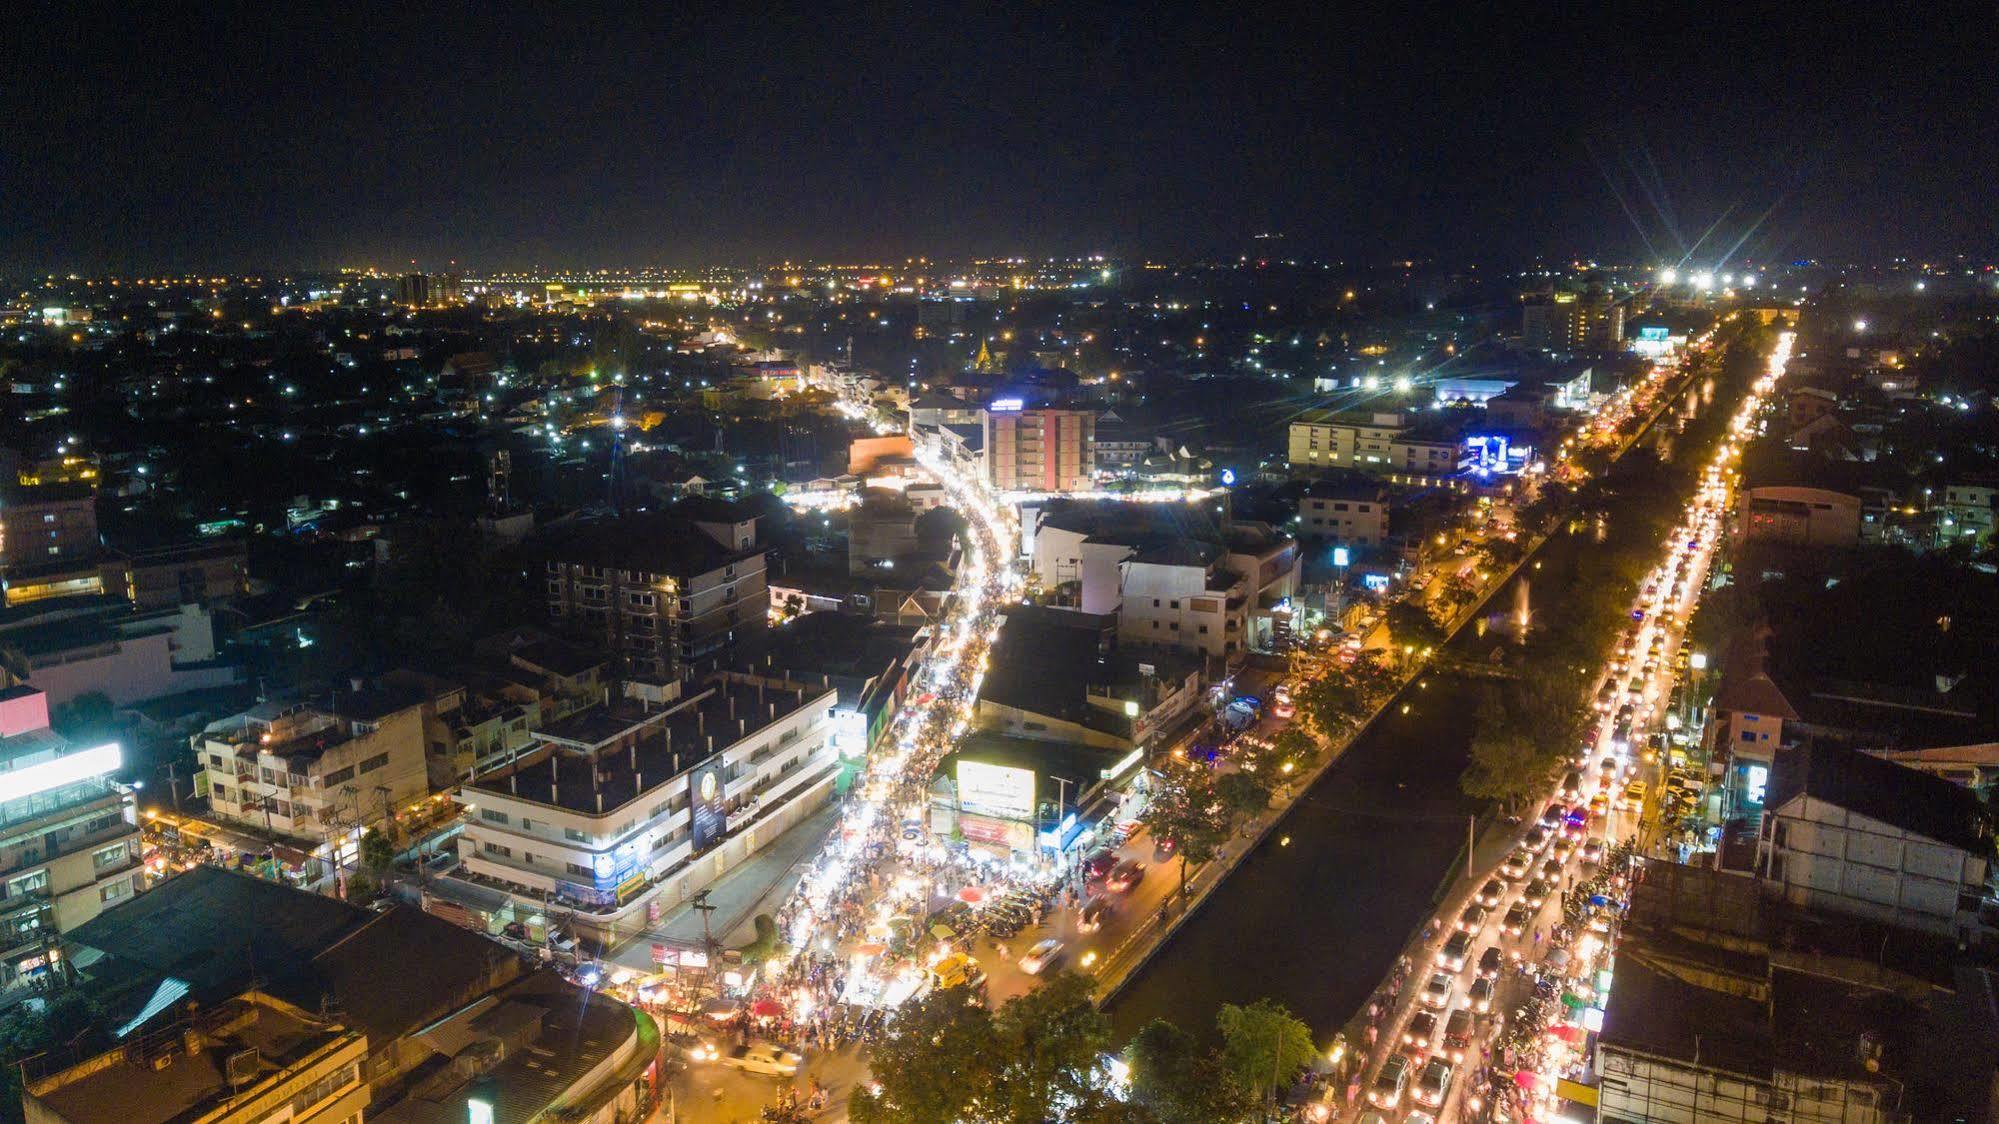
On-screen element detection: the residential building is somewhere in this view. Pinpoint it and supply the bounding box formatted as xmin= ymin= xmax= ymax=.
xmin=62 ymin=868 xmax=655 ymax=1124
xmin=1 ymin=596 xmax=240 ymax=707
xmin=984 ymin=405 xmax=1096 ymax=492
xmin=452 ymin=670 xmax=837 ymax=944
xmin=1938 ymin=479 xmax=1998 ymax=547
xmin=24 ymin=990 xmax=370 ymax=1124
xmin=193 ymin=686 xmax=432 ymax=859
xmin=1756 ymin=743 xmax=1992 ymax=939
xmin=541 ymin=509 xmax=768 ymax=679
xmin=1520 ymin=288 xmax=1624 ymax=352
xmin=0 ymin=484 xmax=97 ymax=572
xmin=124 ymin=540 xmax=249 ymax=611
xmin=1286 ymin=409 xmax=1469 ymax=488
xmin=0 ymin=685 xmax=139 ymax=989
xmin=1739 ymin=485 xmax=1862 ymax=547
xmin=1299 ymin=479 xmax=1389 ymax=546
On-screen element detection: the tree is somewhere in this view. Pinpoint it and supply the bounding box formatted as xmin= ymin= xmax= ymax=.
xmin=359 ymin=827 xmax=396 ymax=874
xmin=1383 ymin=600 xmax=1445 ymax=652
xmin=1138 ymin=768 xmax=1231 ymax=909
xmin=1127 ymin=1018 xmax=1256 ymax=1124
xmin=49 ymin=692 xmax=114 ymax=739
xmin=1214 ymin=771 xmax=1272 ymax=826
xmin=988 ymin=972 xmax=1121 ymax=1122
xmin=848 ymin=987 xmax=998 ymax=1124
xmin=1215 ymin=999 xmax=1317 ymax=1113
xmin=0 ymin=988 xmax=108 ymax=1124
xmin=1459 ymin=685 xmax=1557 ymax=810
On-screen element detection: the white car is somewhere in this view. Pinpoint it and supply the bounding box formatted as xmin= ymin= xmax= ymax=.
xmin=1020 ymin=938 xmax=1065 ymax=975
xmin=717 ymin=1042 xmax=803 ymax=1077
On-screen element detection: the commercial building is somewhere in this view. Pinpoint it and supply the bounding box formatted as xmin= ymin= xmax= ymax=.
xmin=974 ymin=606 xmax=1203 ymax=752
xmin=60 ymin=867 xmax=656 ymax=1124
xmin=542 ymin=509 xmax=768 ymax=679
xmin=1739 ymin=485 xmax=1862 ymax=548
xmin=453 ymin=670 xmax=837 ymax=944
xmin=1286 ymin=410 xmax=1469 ymax=488
xmin=984 ymin=404 xmax=1097 ymax=492
xmin=193 ymin=686 xmax=432 ymax=861
xmin=1520 ymin=288 xmax=1624 ymax=352
xmin=0 ymin=685 xmax=140 ymax=989
xmin=1756 ymin=743 xmax=1992 ymax=939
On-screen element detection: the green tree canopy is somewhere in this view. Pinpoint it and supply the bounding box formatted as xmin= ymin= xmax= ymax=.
xmin=1126 ymin=1018 xmax=1256 ymax=1124
xmin=1215 ymin=998 xmax=1317 ymax=1110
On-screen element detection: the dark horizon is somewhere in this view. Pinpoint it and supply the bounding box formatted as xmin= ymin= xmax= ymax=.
xmin=5 ymin=2 xmax=1994 ymax=274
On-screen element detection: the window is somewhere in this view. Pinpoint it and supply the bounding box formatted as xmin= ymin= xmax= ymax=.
xmin=358 ymin=753 xmax=390 ymax=773
xmin=290 ymin=1064 xmax=357 ymax=1116
xmin=567 ymin=862 xmax=593 ymax=878
xmin=482 ymin=842 xmax=512 ymax=858
xmin=323 ymin=766 xmax=354 ymax=787
xmin=92 ymin=843 xmax=127 ymax=870
xmin=7 ymin=871 xmax=48 ymax=899
xmin=564 ymin=827 xmax=590 ymax=843
xmin=1169 ymin=600 xmax=1180 ymax=610
xmin=99 ymin=879 xmax=129 ymax=904
xmin=480 ymin=808 xmax=509 ymax=824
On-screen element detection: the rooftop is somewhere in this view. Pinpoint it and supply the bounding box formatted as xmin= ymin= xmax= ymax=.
xmin=1766 ymin=741 xmax=1994 ymax=854
xmin=536 ymin=511 xmax=756 ymax=577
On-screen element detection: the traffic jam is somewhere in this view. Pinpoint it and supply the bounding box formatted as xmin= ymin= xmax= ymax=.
xmin=1345 ymin=331 xmax=1792 ymax=1123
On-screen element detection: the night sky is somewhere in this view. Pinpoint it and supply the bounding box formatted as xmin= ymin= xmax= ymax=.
xmin=4 ymin=2 xmax=1994 ymax=272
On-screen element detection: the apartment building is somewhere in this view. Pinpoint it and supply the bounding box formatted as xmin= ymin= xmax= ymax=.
xmin=194 ymin=687 xmax=432 ymax=853
xmin=543 ymin=510 xmax=768 ymax=679
xmin=0 ymin=685 xmax=140 ymax=989
xmin=454 ymin=670 xmax=838 ymax=943
xmin=1299 ymin=479 xmax=1390 ymax=546
xmin=984 ymin=404 xmax=1097 ymax=493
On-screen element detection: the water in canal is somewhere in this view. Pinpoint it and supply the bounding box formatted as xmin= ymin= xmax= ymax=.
xmin=1109 ymin=350 xmax=1748 ymax=1042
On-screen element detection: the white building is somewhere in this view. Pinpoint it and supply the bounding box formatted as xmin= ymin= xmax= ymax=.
xmin=194 ymin=687 xmax=433 ymax=857
xmin=1756 ymin=743 xmax=1993 ymax=939
xmin=453 ymin=671 xmax=838 ymax=944
xmin=0 ymin=685 xmax=140 ymax=988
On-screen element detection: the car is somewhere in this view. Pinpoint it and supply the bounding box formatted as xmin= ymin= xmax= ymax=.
xmin=1436 ymin=931 xmax=1472 ymax=971
xmin=1477 ymin=945 xmax=1504 ymax=977
xmin=1522 ymin=878 xmax=1552 ymax=909
xmin=1081 ymin=851 xmax=1119 ymax=880
xmin=1500 ymin=849 xmax=1532 ymax=879
xmin=1153 ymin=835 xmax=1179 ymax=861
xmin=1501 ymin=901 xmax=1531 ymax=936
xmin=718 ymin=1042 xmax=804 ymax=1077
xmin=1476 ymin=878 xmax=1504 ymax=908
xmin=1560 ymin=771 xmax=1584 ymax=801
xmin=931 ymin=953 xmax=987 ymax=992
xmin=1106 ymin=860 xmax=1146 ymax=892
xmin=1020 ymin=938 xmax=1065 ymax=975
xmin=1622 ymin=780 xmax=1647 ymax=809
xmin=1539 ymin=858 xmax=1564 ymax=883
xmin=1406 ymin=1111 xmax=1438 ymax=1124
xmin=1468 ymin=976 xmax=1495 ymax=1013
xmin=1589 ymin=791 xmax=1611 ymax=818
xmin=1403 ymin=1009 xmax=1439 ymax=1049
xmin=1551 ymin=832 xmax=1578 ymax=860
xmin=1522 ymin=826 xmax=1551 ymax=853
xmin=1581 ymin=839 xmax=1606 ymax=865
xmin=1456 ymin=903 xmax=1487 ymax=934
xmin=1077 ymin=895 xmax=1111 ymax=932
xmin=1538 ymin=804 xmax=1565 ymax=831
xmin=1369 ymin=1054 xmax=1411 ymax=1109
xmin=1414 ymin=1057 xmax=1454 ymax=1108
xmin=1443 ymin=1009 xmax=1474 ymax=1062
xmin=1420 ymin=971 xmax=1455 ymax=1009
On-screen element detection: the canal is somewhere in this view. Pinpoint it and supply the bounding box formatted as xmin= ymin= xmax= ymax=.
xmin=1108 ymin=333 xmax=1760 ymax=1042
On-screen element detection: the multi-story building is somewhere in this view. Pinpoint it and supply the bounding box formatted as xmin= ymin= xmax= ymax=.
xmin=25 ymin=990 xmax=370 ymax=1124
xmin=1938 ymin=479 xmax=1998 ymax=547
xmin=1739 ymin=485 xmax=1862 ymax=547
xmin=984 ymin=404 xmax=1096 ymax=493
xmin=1521 ymin=288 xmax=1624 ymax=352
xmin=193 ymin=687 xmax=432 ymax=859
xmin=1756 ymin=743 xmax=1992 ymax=940
xmin=543 ymin=510 xmax=768 ymax=679
xmin=0 ymin=483 xmax=98 ymax=572
xmin=0 ymin=685 xmax=140 ymax=988
xmin=1299 ymin=480 xmax=1390 ymax=546
xmin=453 ymin=670 xmax=838 ymax=944
xmin=124 ymin=540 xmax=249 ymax=610
xmin=1287 ymin=410 xmax=1469 ymax=488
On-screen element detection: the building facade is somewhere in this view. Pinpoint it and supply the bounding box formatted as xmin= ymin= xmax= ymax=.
xmin=0 ymin=686 xmax=140 ymax=989
xmin=984 ymin=406 xmax=1097 ymax=493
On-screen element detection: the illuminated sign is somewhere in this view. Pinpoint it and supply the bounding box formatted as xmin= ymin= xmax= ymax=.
xmin=1220 ymin=468 xmax=1237 ymax=486
xmin=1332 ymin=546 xmax=1351 ymax=568
xmin=988 ymin=398 xmax=1024 ymax=413
xmin=0 ymin=743 xmax=120 ymax=805
xmin=1099 ymin=747 xmax=1144 ymax=780
xmin=1362 ymin=573 xmax=1392 ymax=592
xmin=1745 ymin=764 xmax=1769 ymax=805
xmin=689 ymin=758 xmax=728 ymax=851
xmin=955 ymin=760 xmax=1036 ymax=821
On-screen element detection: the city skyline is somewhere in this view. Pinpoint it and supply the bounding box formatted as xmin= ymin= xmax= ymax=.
xmin=4 ymin=3 xmax=1993 ymax=272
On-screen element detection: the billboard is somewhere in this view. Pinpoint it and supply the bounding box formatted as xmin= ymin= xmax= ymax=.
xmin=689 ymin=758 xmax=729 ymax=852
xmin=955 ymin=760 xmax=1036 ymax=821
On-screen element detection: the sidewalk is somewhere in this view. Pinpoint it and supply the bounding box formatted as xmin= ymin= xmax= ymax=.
xmin=608 ymin=802 xmax=841 ymax=969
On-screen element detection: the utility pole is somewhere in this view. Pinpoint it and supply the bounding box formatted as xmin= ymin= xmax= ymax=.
xmin=1467 ymin=814 xmax=1477 ymax=881
xmin=163 ymin=760 xmax=183 ymax=816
